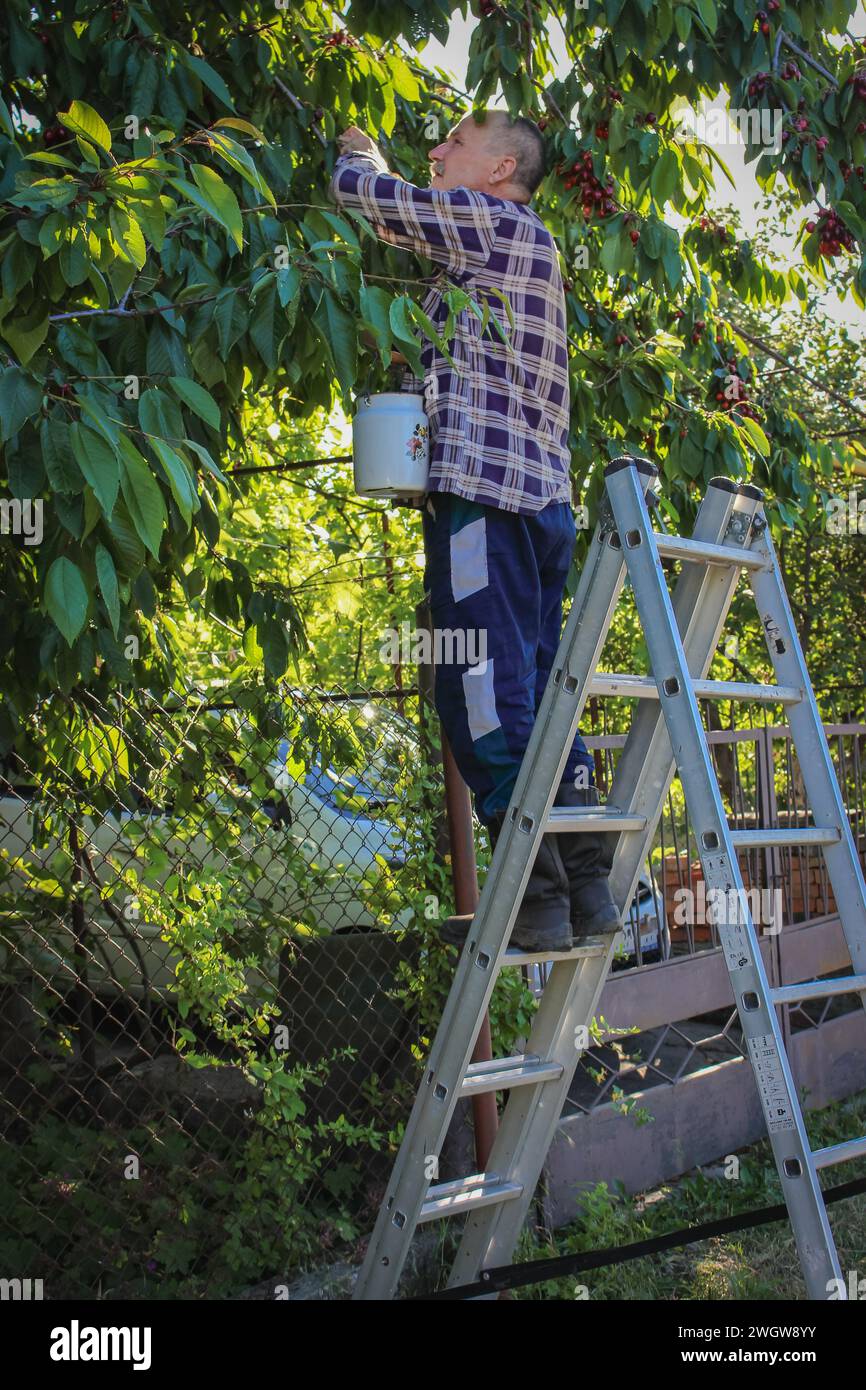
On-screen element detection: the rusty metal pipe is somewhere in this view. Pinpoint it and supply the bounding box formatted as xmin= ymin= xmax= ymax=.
xmin=441 ymin=732 xmax=498 ymax=1171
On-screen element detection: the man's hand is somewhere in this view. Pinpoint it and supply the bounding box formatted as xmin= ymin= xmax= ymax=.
xmin=337 ymin=125 xmax=380 ymax=158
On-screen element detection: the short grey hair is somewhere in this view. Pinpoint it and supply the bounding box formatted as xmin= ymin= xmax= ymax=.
xmin=474 ymin=109 xmax=547 ymax=197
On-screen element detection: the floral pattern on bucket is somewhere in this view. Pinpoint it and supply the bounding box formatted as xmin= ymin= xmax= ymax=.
xmin=406 ymin=423 xmax=428 ymax=460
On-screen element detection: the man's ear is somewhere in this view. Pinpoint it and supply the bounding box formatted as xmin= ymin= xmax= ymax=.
xmin=489 ymin=153 xmax=517 ymax=186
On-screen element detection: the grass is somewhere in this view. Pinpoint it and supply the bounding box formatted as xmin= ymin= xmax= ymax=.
xmin=508 ymin=1089 xmax=866 ymax=1300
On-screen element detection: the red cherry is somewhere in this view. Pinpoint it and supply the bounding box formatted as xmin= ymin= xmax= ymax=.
xmin=629 ymin=229 xmax=640 ymax=244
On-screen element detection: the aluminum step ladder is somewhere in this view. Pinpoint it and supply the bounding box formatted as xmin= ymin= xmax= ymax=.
xmin=353 ymin=458 xmax=866 ymax=1301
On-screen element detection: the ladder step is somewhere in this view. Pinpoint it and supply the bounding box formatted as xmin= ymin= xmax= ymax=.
xmin=590 ymin=673 xmax=802 ymax=705
xmin=729 ymin=827 xmax=841 ymax=849
xmin=811 ymin=1136 xmax=866 ymax=1171
xmin=771 ymin=974 xmax=866 ymax=1006
xmin=545 ymin=807 xmax=647 ymax=833
xmin=500 ymin=939 xmax=613 ymax=967
xmin=460 ymin=1054 xmax=564 ymax=1097
xmin=418 ymin=1173 xmax=523 ymax=1223
xmin=654 ymin=534 xmax=766 ymax=570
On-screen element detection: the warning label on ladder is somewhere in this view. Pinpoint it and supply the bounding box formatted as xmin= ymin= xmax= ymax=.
xmin=747 ymin=1034 xmax=796 ymax=1132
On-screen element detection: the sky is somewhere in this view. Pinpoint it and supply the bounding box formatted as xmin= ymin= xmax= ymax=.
xmin=416 ymin=7 xmax=866 ymax=338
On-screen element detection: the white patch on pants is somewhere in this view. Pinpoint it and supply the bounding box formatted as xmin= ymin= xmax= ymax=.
xmin=463 ymin=657 xmax=500 ymax=741
xmin=449 ymin=516 xmax=488 ymax=601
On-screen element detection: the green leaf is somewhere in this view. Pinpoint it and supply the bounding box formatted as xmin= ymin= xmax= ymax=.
xmin=696 ymin=0 xmax=718 ymax=32
xmin=318 ymin=209 xmax=361 ymax=251
xmin=600 ymin=232 xmax=623 ymax=277
xmin=359 ymin=283 xmax=393 ymax=368
xmin=313 ymin=290 xmax=358 ymax=394
xmin=180 ymin=53 xmax=237 ymax=112
xmin=167 ymin=376 xmax=221 ymax=431
xmin=45 ymin=557 xmax=89 ymax=646
xmin=41 ymin=416 xmax=84 ymax=493
xmin=0 ymin=368 xmax=43 ymax=442
xmin=384 ymin=54 xmax=421 ymax=102
xmin=8 ymin=178 xmax=78 ymax=211
xmin=149 ymin=439 xmax=199 ymax=526
xmin=109 ymin=204 xmax=147 ymax=269
xmin=25 ymin=150 xmax=78 ymax=170
xmin=118 ymin=434 xmax=167 ymax=559
xmin=58 ymin=100 xmax=112 ymax=154
xmin=37 ymin=209 xmax=66 ymax=257
xmin=206 ymin=130 xmax=275 ymax=209
xmin=1 ymin=308 xmax=49 ymax=365
xmin=388 ymin=295 xmax=425 ymax=377
xmin=95 ymin=542 xmax=120 ymax=636
xmin=212 ymin=117 xmax=268 ymax=143
xmin=167 ymin=170 xmax=244 ymax=251
xmin=674 ymin=4 xmax=692 ymax=40
xmin=738 ymin=413 xmax=770 ymax=458
xmin=138 ymin=387 xmax=184 ymax=445
xmin=184 ymin=437 xmax=229 ymax=486
xmin=650 ymin=148 xmax=679 ymax=204
xmin=249 ymin=274 xmax=281 ymax=370
xmin=276 ymin=264 xmax=301 ymax=309
xmin=70 ymin=422 xmax=120 ymax=517
xmin=107 ymin=499 xmax=146 ymax=576
xmin=59 ymin=228 xmax=89 ymax=286
xmin=704 ymin=143 xmax=735 ymax=189
xmin=408 ymin=302 xmax=457 ymax=369
xmin=213 ymin=288 xmax=248 ymax=357
xmin=0 ymin=93 xmax=14 ymax=138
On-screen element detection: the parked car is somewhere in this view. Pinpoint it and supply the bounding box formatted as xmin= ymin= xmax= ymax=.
xmin=0 ymin=705 xmax=416 ymax=996
xmin=618 ymin=869 xmax=670 ymax=966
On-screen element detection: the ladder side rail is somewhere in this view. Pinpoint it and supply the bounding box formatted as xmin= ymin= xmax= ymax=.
xmin=352 ymin=461 xmax=656 ymax=1299
xmin=447 ymin=477 xmax=760 ymax=1286
xmin=603 ymin=464 xmax=842 ymax=1300
xmin=748 ymin=526 xmax=866 ymax=979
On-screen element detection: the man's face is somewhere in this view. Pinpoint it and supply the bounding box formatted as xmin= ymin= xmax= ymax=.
xmin=428 ymin=115 xmax=503 ymax=192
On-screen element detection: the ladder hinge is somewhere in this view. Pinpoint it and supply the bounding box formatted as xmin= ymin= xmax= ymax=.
xmin=723 ymin=509 xmax=752 ymax=545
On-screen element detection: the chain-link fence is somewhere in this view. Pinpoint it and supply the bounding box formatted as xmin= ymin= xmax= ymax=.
xmin=0 ymin=682 xmax=456 ymax=1296
xmin=2 ymin=677 xmax=864 ymax=1297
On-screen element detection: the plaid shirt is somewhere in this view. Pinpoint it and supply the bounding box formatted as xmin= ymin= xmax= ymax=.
xmin=330 ymin=150 xmax=572 ymax=514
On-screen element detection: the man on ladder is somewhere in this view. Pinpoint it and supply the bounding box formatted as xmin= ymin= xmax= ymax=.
xmin=331 ymin=110 xmax=620 ymax=952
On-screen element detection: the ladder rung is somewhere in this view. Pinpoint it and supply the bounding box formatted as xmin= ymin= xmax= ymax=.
xmin=653 ymin=534 xmax=767 ymax=570
xmin=811 ymin=1136 xmax=866 ymax=1171
xmin=545 ymin=807 xmax=647 ymax=833
xmin=590 ymin=673 xmax=802 ymax=705
xmin=500 ymin=939 xmax=614 ymax=967
xmin=729 ymin=827 xmax=841 ymax=849
xmin=418 ymin=1173 xmax=523 ymax=1223
xmin=460 ymin=1055 xmax=564 ymax=1097
xmin=771 ymin=974 xmax=866 ymax=1006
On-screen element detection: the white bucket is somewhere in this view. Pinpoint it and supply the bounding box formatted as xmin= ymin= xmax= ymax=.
xmin=352 ymin=392 xmax=429 ymax=498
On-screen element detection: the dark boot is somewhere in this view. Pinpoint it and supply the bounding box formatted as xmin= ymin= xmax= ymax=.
xmin=552 ymin=782 xmax=621 ymax=940
xmin=440 ymin=810 xmax=574 ymax=952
